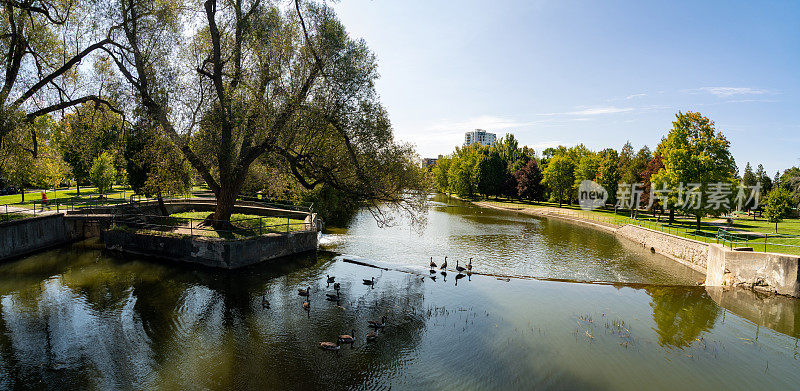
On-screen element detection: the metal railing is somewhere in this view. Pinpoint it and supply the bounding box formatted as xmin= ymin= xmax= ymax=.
xmin=492 ymin=202 xmax=800 ymax=254
xmin=716 ymin=228 xmax=800 ymax=253
xmin=110 ymin=213 xmax=313 ymax=239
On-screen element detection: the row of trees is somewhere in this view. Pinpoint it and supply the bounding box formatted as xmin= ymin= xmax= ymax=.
xmin=0 ymin=0 xmax=428 ymax=227
xmin=432 ymin=112 xmax=800 ymax=230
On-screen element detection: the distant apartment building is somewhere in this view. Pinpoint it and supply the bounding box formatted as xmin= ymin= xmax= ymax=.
xmin=422 ymin=155 xmax=443 ymax=168
xmin=464 ymin=129 xmax=497 ymax=147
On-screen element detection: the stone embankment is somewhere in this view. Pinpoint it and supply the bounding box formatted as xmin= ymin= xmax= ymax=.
xmin=474 ymin=201 xmax=800 ymax=298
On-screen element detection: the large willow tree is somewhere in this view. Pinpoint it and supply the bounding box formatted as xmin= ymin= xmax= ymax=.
xmin=0 ymin=0 xmax=117 ymax=154
xmin=104 ymin=0 xmax=426 ymax=227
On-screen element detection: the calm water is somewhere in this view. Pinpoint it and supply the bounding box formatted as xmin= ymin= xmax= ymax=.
xmin=0 ymin=195 xmax=798 ymax=390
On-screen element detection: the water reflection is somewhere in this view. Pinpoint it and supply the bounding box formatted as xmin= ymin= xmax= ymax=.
xmin=0 ymin=196 xmax=799 ymax=389
xmin=645 ymin=286 xmax=720 ymax=348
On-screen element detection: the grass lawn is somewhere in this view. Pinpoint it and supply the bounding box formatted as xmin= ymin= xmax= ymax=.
xmin=0 ymin=186 xmax=134 ymax=206
xmin=0 ymin=213 xmax=27 ymax=223
xmin=168 ymin=211 xmax=307 ymax=238
xmin=478 ymin=197 xmax=800 ymax=255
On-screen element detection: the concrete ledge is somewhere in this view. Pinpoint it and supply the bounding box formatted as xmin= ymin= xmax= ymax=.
xmin=103 ymin=229 xmax=318 ymax=269
xmin=706 ymin=244 xmax=800 ymax=297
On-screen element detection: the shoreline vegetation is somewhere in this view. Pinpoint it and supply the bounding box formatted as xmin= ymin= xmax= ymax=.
xmin=455 ymin=194 xmax=800 ymax=256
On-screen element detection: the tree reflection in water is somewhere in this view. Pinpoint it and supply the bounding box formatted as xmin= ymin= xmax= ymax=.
xmin=645 ymin=286 xmax=720 ymax=348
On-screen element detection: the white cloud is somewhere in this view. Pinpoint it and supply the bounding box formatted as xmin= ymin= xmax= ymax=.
xmin=625 ymin=93 xmax=646 ymax=100
xmin=696 ymin=87 xmax=770 ymax=97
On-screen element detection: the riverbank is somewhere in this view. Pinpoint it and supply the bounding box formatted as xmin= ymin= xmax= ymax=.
xmin=470 ymin=199 xmax=800 ymax=297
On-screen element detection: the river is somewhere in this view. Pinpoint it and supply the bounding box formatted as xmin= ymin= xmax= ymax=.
xmin=0 ymin=195 xmax=798 ymax=389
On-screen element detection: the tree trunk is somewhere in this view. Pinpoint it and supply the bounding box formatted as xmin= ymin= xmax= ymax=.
xmin=156 ymin=191 xmax=168 ymax=216
xmin=76 ymin=183 xmax=80 ymax=196
xmin=20 ymin=187 xmax=24 ymax=203
xmin=696 ymin=214 xmax=702 ymax=231
xmin=669 ymin=208 xmax=675 ymax=224
xmin=207 ymin=182 xmax=242 ymax=229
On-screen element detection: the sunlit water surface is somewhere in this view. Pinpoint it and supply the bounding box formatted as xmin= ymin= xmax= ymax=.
xmin=0 ymin=195 xmax=798 ymax=390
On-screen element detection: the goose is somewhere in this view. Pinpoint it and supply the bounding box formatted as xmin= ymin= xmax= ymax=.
xmin=455 ymin=260 xmax=465 ymax=273
xmin=368 ymin=316 xmax=386 ymax=328
xmin=298 ymin=286 xmax=310 ymax=297
xmin=326 ymin=275 xmax=335 ymax=284
xmin=319 ymin=341 xmax=340 ymax=350
xmin=440 ymin=256 xmax=448 ymax=270
xmin=338 ymin=330 xmax=356 ymax=344
xmin=366 ymin=331 xmax=378 ymax=342
xmin=362 ymin=277 xmax=375 ymax=286
xmin=429 ymin=257 xmax=437 ymax=269
xmin=467 ymin=258 xmax=472 ymax=272
xmin=333 ymin=282 xmax=340 ymax=291
xmin=326 ymin=291 xmax=340 ymax=301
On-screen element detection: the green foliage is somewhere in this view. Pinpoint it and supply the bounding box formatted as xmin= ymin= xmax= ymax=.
xmin=650 ymin=112 xmax=736 ymax=224
xmin=597 ymin=148 xmax=621 ymax=204
xmin=742 ymin=162 xmax=756 ymax=187
xmin=89 ymin=152 xmax=117 ymax=195
xmin=755 ymin=164 xmax=772 ymax=193
xmin=763 ymin=187 xmax=795 ymax=232
xmin=432 ymin=157 xmax=452 ymax=192
xmin=474 ymin=150 xmax=505 ymax=198
xmin=124 ymin=121 xmax=192 ymax=198
xmin=543 ymin=154 xmax=575 ymax=206
xmin=59 ymin=105 xmax=126 ymax=188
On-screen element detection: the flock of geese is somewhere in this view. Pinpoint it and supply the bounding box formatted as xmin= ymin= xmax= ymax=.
xmin=278 ymin=273 xmax=383 ymax=351
xmin=277 ymin=256 xmax=476 ymax=351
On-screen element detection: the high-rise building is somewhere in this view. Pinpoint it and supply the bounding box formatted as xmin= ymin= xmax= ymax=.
xmin=464 ymin=129 xmax=497 ymax=147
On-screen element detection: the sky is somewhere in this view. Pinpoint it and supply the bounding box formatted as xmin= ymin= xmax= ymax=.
xmin=331 ymin=0 xmax=800 ymax=175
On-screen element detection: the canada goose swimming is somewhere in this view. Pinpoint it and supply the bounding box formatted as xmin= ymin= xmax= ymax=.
xmin=429 ymin=257 xmax=437 ymax=269
xmin=366 ymin=331 xmax=378 ymax=342
xmin=327 ymin=275 xmax=335 ymax=284
xmin=326 ymin=292 xmax=340 ymax=301
xmin=467 ymin=258 xmax=473 ymax=271
xmin=455 ymin=260 xmax=465 ymax=273
xmin=319 ymin=341 xmax=340 ymax=350
xmin=298 ymin=287 xmax=310 ymax=297
xmin=440 ymin=256 xmax=448 ymax=270
xmin=362 ymin=277 xmax=375 ymax=286
xmin=338 ymin=330 xmax=356 ymax=344
xmin=333 ymin=282 xmax=340 ymax=291
xmin=368 ymin=316 xmax=386 ymax=328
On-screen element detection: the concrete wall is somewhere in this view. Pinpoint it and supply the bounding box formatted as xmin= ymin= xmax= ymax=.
xmin=0 ymin=214 xmax=72 ymax=260
xmin=615 ymin=224 xmax=709 ymax=273
xmin=706 ymin=244 xmax=800 ymax=297
xmin=103 ymin=229 xmax=318 ymax=269
xmin=0 ymin=214 xmax=109 ymax=260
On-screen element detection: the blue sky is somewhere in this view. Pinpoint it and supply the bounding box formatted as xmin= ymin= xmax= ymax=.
xmin=332 ymin=0 xmax=800 ymax=174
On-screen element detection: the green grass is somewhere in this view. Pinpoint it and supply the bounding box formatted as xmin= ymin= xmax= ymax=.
xmin=0 ymin=185 xmax=134 ymax=205
xmin=479 ymin=197 xmax=800 ymax=255
xmin=166 ymin=211 xmax=307 ymax=238
xmin=0 ymin=213 xmax=27 ymax=222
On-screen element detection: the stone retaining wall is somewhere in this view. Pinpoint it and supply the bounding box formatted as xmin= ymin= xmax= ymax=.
xmin=615 ymin=225 xmax=709 ymax=273
xmin=103 ymin=229 xmax=318 ymax=269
